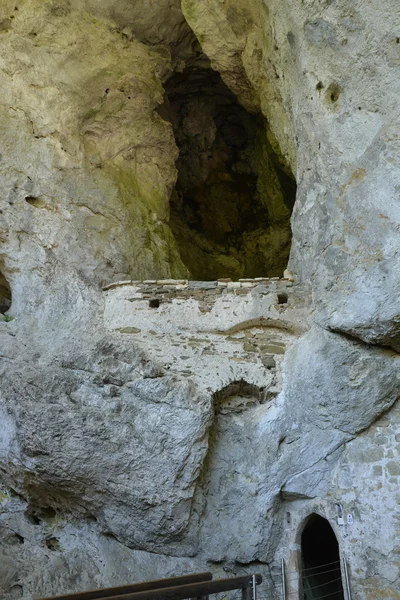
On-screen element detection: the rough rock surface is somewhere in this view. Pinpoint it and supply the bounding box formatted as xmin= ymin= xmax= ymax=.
xmin=1 ymin=1 xmax=400 ymax=600
xmin=183 ymin=0 xmax=400 ymax=349
xmin=1 ymin=335 xmax=212 ymax=555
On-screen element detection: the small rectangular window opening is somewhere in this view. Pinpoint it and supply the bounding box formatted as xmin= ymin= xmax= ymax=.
xmin=277 ymin=293 xmax=288 ymax=305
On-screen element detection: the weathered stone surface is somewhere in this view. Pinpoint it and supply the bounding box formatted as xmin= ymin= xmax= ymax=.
xmin=278 ymin=327 xmax=400 ymax=510
xmin=0 ymin=0 xmax=189 ymax=303
xmin=193 ymin=326 xmax=400 ymax=565
xmin=0 ymin=492 xmax=203 ymax=600
xmin=182 ymin=0 xmax=400 ymax=349
xmin=0 ymin=0 xmax=400 ymax=599
xmin=0 ymin=336 xmax=211 ymax=556
xmin=282 ymin=327 xmax=400 ymax=436
xmin=15 ymin=287 xmax=397 ymax=584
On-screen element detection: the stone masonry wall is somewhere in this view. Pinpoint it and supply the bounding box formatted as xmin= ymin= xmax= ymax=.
xmin=103 ymin=277 xmax=309 ymax=396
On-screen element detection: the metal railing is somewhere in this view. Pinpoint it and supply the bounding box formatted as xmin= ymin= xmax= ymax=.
xmin=277 ymin=558 xmax=352 ymax=600
xmin=37 ymin=572 xmax=262 ymax=600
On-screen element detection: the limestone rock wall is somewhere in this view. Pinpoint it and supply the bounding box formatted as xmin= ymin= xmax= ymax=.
xmin=1 ymin=1 xmax=400 ymax=600
xmin=0 ymin=0 xmax=187 ymax=306
xmin=183 ymin=0 xmax=400 ymax=349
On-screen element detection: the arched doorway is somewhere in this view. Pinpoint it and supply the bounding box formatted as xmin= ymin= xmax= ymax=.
xmin=301 ymin=514 xmax=345 ymax=600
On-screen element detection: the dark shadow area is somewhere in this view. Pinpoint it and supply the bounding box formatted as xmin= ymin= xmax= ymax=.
xmin=160 ymin=67 xmax=296 ymax=280
xmin=301 ymin=514 xmax=345 ymax=600
xmin=213 ymin=380 xmax=266 ymax=415
xmin=0 ymin=270 xmax=11 ymax=314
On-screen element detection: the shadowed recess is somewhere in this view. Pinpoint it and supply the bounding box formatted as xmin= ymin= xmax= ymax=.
xmin=301 ymin=514 xmax=345 ymax=600
xmin=161 ymin=66 xmax=296 ymax=280
xmin=0 ymin=269 xmax=11 ymax=314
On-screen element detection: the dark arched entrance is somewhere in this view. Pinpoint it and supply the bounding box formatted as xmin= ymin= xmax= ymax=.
xmin=301 ymin=514 xmax=344 ymax=600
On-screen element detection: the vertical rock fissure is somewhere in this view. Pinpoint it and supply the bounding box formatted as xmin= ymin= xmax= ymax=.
xmin=0 ymin=269 xmax=11 ymax=315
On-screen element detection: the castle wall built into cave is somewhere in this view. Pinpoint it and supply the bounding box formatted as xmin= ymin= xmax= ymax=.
xmin=0 ymin=0 xmax=400 ymax=599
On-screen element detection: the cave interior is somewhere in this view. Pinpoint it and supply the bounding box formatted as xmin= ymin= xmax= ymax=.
xmin=160 ymin=62 xmax=296 ymax=281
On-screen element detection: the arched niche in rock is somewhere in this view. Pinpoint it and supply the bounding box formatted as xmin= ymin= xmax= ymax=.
xmin=212 ymin=380 xmax=268 ymax=415
xmin=300 ymin=514 xmax=345 ymax=600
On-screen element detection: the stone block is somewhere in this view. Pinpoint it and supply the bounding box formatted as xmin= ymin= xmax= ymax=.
xmin=262 ymin=355 xmax=276 ymax=369
xmin=387 ymin=461 xmax=400 ymax=476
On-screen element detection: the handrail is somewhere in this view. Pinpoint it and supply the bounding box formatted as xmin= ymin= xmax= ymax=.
xmin=93 ymin=574 xmax=262 ymax=600
xmin=38 ymin=572 xmax=213 ymax=600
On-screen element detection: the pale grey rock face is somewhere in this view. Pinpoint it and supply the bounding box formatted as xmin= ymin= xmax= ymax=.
xmin=0 ymin=493 xmax=203 ymax=600
xmin=278 ymin=326 xmax=400 ymax=503
xmin=194 ymin=326 xmax=400 ymax=565
xmin=284 ymin=1 xmax=400 ymax=349
xmin=0 ymin=336 xmax=212 ymax=555
xmin=282 ymin=327 xmax=400 ymax=437
xmin=0 ymin=0 xmax=400 ymax=599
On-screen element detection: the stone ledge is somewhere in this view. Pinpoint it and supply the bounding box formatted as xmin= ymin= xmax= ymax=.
xmin=102 ymin=277 xmax=294 ymax=292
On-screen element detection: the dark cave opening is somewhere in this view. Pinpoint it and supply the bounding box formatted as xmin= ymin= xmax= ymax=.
xmin=160 ymin=66 xmax=296 ymax=281
xmin=0 ymin=269 xmax=11 ymax=315
xmin=301 ymin=515 xmax=345 ymax=600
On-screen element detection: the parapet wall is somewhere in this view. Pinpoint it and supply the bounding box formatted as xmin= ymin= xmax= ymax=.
xmin=102 ymin=277 xmax=310 ymax=335
xmin=102 ymin=278 xmax=311 ymax=395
